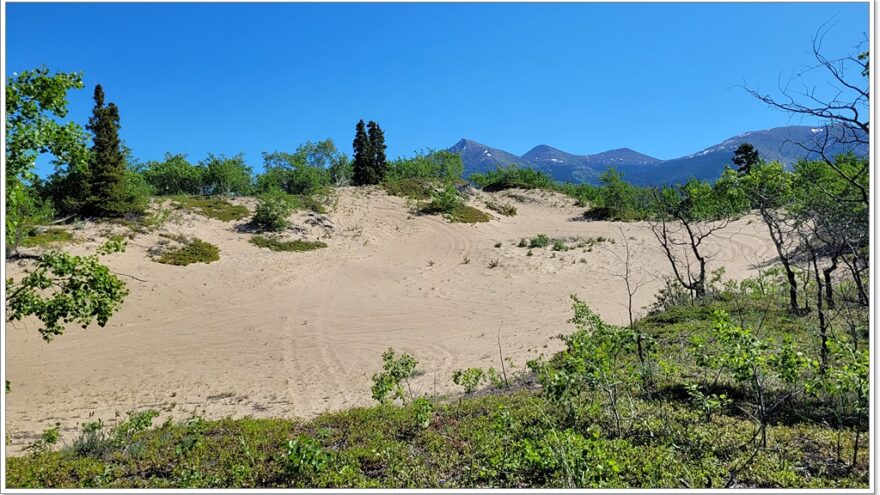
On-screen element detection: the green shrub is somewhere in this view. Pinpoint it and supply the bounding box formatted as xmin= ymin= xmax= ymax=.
xmin=529 ymin=234 xmax=549 ymax=248
xmin=155 ymin=238 xmax=220 ymax=266
xmin=251 ymin=235 xmax=326 ymax=252
xmin=143 ymin=154 xmax=205 ymax=195
xmin=452 ymin=368 xmax=485 ymax=394
xmin=387 ymin=150 xmax=464 ymax=182
xmin=470 ymin=165 xmax=554 ymax=192
xmin=371 ymin=348 xmax=418 ymax=405
xmin=252 ymin=191 xmax=294 ymax=232
xmin=448 ymin=204 xmax=492 ymax=223
xmin=21 ymin=228 xmax=74 ymax=247
xmin=484 ymin=199 xmax=517 ymax=216
xmin=171 ymin=196 xmax=249 ymax=222
xmin=383 ymin=178 xmax=434 ymax=200
xmin=420 ymin=184 xmax=462 ymax=214
xmin=552 ymin=240 xmax=567 ymax=251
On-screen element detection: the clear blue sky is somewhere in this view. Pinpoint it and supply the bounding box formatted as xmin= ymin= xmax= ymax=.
xmin=6 ymin=2 xmax=869 ymax=175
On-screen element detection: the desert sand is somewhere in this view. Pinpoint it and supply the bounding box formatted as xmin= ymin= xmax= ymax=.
xmin=4 ymin=187 xmax=775 ymax=453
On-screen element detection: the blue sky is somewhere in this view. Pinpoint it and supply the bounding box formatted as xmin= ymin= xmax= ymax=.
xmin=5 ymin=2 xmax=869 ymax=175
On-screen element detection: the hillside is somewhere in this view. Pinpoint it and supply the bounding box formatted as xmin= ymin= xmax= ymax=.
xmin=5 ymin=187 xmax=774 ymax=456
xmin=449 ymin=125 xmax=868 ymax=185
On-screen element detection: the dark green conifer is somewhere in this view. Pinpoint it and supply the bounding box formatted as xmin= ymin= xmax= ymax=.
xmin=85 ymin=85 xmax=131 ymax=216
xmin=352 ymin=119 xmax=371 ymax=186
xmin=367 ymin=120 xmax=388 ymax=184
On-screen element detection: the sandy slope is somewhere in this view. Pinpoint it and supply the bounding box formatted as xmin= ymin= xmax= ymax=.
xmin=4 ymin=187 xmax=775 ymax=453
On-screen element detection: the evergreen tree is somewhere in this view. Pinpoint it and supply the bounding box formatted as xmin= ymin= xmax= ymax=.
xmin=352 ymin=119 xmax=371 ymax=186
xmin=732 ymin=143 xmax=760 ymax=176
xmin=85 ymin=85 xmax=132 ymax=216
xmin=367 ymin=120 xmax=388 ymax=184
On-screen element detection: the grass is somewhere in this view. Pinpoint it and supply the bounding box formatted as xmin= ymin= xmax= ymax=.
xmin=20 ymin=228 xmax=74 ymax=247
xmin=251 ymin=235 xmax=327 ymax=252
xmin=171 ymin=196 xmax=250 ymax=222
xmin=581 ymin=206 xmax=643 ymax=222
xmin=154 ymin=238 xmax=220 ymax=266
xmin=447 ymin=204 xmax=492 ymax=223
xmin=383 ymin=178 xmax=435 ymax=201
xmin=484 ymin=199 xmax=517 ymax=217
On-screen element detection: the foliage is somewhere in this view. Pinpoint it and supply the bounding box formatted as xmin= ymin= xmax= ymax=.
xmin=484 ymin=199 xmax=517 ymax=217
xmin=84 ymin=85 xmax=142 ymax=216
xmin=5 ymin=239 xmax=128 ymax=341
xmin=528 ymin=234 xmax=549 ymax=248
xmin=251 ymin=236 xmax=327 ymax=252
xmin=143 ymin=154 xmax=205 ymax=195
xmin=387 ymin=150 xmax=463 ymax=182
xmin=7 ymin=185 xmax=56 ymax=251
xmin=171 ymin=196 xmax=249 ymax=222
xmin=352 ymin=120 xmax=388 ymax=185
xmin=154 ymin=238 xmax=220 ymax=266
xmin=20 ymin=228 xmax=74 ymax=248
xmin=5 ymin=67 xmax=89 ymax=247
xmin=370 ymin=348 xmax=417 ymax=405
xmin=382 ymin=178 xmax=434 ymax=200
xmin=420 ymin=184 xmax=462 ymax=214
xmin=448 ymin=205 xmax=492 ymax=223
xmin=201 ymin=153 xmax=253 ymax=196
xmin=252 ymin=191 xmax=294 ymax=232
xmin=257 ymin=140 xmax=344 ymax=195
xmin=470 ymin=165 xmax=553 ymax=192
xmin=452 ymin=368 xmax=485 ymax=394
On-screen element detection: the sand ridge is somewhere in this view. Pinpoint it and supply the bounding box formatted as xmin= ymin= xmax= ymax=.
xmin=4 ymin=187 xmax=775 ymax=453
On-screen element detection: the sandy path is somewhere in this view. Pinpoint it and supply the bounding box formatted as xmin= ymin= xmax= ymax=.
xmin=4 ymin=187 xmax=774 ymax=453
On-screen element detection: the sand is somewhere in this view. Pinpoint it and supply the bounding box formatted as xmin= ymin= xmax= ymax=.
xmin=4 ymin=187 xmax=775 ymax=453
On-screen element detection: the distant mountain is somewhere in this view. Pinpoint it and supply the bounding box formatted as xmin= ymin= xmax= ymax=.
xmin=448 ymin=125 xmax=867 ymax=185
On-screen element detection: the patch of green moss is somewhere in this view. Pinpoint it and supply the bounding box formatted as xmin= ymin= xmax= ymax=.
xmin=251 ymin=235 xmax=327 ymax=252
xmin=447 ymin=205 xmax=492 ymax=223
xmin=155 ymin=238 xmax=220 ymax=265
xmin=171 ymin=196 xmax=250 ymax=222
xmin=20 ymin=228 xmax=74 ymax=247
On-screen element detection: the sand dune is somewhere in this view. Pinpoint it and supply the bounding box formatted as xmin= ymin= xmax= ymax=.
xmin=4 ymin=187 xmax=775 ymax=453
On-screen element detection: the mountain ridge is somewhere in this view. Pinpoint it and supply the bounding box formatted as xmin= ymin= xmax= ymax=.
xmin=447 ymin=125 xmax=867 ymax=185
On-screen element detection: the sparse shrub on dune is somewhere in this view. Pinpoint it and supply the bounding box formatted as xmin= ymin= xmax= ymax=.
xmin=484 ymin=199 xmax=517 ymax=216
xmin=171 ymin=196 xmax=250 ymax=222
xmin=251 ymin=235 xmax=327 ymax=252
xmin=252 ymin=191 xmax=295 ymax=232
xmin=154 ymin=237 xmax=220 ymax=266
xmin=470 ymin=165 xmax=554 ymax=192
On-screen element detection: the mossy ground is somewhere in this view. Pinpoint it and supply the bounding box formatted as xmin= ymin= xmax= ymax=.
xmin=171 ymin=196 xmax=250 ymax=222
xmin=154 ymin=238 xmax=220 ymax=266
xmin=251 ymin=235 xmax=327 ymax=252
xmin=20 ymin=228 xmax=74 ymax=247
xmin=447 ymin=205 xmax=492 ymax=223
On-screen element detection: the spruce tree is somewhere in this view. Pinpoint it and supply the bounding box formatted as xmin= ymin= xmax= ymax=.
xmin=352 ymin=119 xmax=371 ymax=186
xmin=85 ymin=85 xmax=130 ymax=216
xmin=367 ymin=120 xmax=388 ymax=184
xmin=732 ymin=143 xmax=760 ymax=176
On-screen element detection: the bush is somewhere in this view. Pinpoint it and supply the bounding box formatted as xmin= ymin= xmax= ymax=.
xmin=484 ymin=199 xmax=517 ymax=216
xmin=143 ymin=154 xmax=205 ymax=195
xmin=529 ymin=234 xmax=550 ymax=248
xmin=201 ymin=153 xmax=253 ymax=196
xmin=252 ymin=191 xmax=294 ymax=232
xmin=251 ymin=235 xmax=326 ymax=252
xmin=155 ymin=238 xmax=220 ymax=266
xmin=387 ymin=150 xmax=464 ymax=182
xmin=448 ymin=205 xmax=492 ymax=223
xmin=171 ymin=196 xmax=249 ymax=222
xmin=20 ymin=228 xmax=74 ymax=248
xmin=383 ymin=178 xmax=434 ymax=200
xmin=420 ymin=184 xmax=462 ymax=214
xmin=470 ymin=165 xmax=554 ymax=192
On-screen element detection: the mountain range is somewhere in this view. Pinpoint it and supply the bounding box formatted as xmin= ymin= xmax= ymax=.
xmin=447 ymin=125 xmax=867 ymax=185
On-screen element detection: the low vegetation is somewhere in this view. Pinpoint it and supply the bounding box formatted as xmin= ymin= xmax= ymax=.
xmin=20 ymin=228 xmax=74 ymax=248
xmin=153 ymin=237 xmax=220 ymax=266
xmin=171 ymin=196 xmax=250 ymax=222
xmin=6 ymin=270 xmax=868 ymax=488
xmin=251 ymin=235 xmax=327 ymax=252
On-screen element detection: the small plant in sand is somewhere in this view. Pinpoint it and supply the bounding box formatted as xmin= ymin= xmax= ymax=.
xmin=251 ymin=235 xmax=326 ymax=252
xmin=171 ymin=196 xmax=249 ymax=222
xmin=487 ymin=259 xmax=500 ymax=269
xmin=484 ymin=199 xmax=517 ymax=216
xmin=529 ymin=234 xmax=549 ymax=248
xmin=452 ymin=368 xmax=485 ymax=394
xmin=154 ymin=237 xmax=220 ymax=266
xmin=20 ymin=227 xmax=74 ymax=248
xmin=371 ymin=348 xmax=418 ymax=405
xmin=252 ymin=191 xmax=294 ymax=232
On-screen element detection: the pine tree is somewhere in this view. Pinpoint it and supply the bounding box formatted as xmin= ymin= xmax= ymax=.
xmin=85 ymin=85 xmax=131 ymax=216
xmin=367 ymin=120 xmax=388 ymax=184
xmin=352 ymin=119 xmax=371 ymax=186
xmin=732 ymin=143 xmax=760 ymax=176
